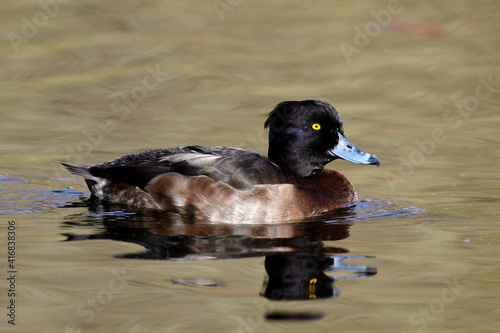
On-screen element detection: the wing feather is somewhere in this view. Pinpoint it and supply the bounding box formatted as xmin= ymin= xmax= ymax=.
xmin=77 ymin=146 xmax=295 ymax=190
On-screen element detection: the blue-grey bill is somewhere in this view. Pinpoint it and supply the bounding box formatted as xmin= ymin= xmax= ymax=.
xmin=328 ymin=133 xmax=380 ymax=166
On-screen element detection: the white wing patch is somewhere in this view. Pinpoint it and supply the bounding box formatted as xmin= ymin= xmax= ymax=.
xmin=158 ymin=153 xmax=222 ymax=165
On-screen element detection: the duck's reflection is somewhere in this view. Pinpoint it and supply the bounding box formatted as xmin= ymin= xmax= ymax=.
xmin=263 ymin=252 xmax=376 ymax=301
xmin=62 ymin=199 xmax=377 ymax=319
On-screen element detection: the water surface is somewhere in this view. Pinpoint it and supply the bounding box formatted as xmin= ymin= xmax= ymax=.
xmin=1 ymin=1 xmax=499 ymax=332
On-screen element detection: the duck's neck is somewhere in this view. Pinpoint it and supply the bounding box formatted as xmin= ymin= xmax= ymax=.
xmin=268 ymin=140 xmax=320 ymax=177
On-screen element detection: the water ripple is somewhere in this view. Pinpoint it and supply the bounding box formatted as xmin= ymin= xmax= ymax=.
xmin=0 ymin=187 xmax=85 ymax=215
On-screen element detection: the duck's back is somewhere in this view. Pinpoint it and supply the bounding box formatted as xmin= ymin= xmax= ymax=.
xmin=84 ymin=145 xmax=296 ymax=189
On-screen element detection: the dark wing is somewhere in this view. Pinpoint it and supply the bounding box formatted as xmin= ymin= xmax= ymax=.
xmin=62 ymin=145 xmax=295 ymax=190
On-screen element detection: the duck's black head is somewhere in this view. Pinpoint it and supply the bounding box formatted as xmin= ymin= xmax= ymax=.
xmin=264 ymin=100 xmax=379 ymax=177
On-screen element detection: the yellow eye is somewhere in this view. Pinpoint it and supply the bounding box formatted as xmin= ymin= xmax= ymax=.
xmin=312 ymin=123 xmax=321 ymax=130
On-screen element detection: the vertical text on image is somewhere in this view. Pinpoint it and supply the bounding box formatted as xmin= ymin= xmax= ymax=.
xmin=6 ymin=220 xmax=17 ymax=325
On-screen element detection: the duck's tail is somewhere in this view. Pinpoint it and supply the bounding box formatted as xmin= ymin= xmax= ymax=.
xmin=59 ymin=162 xmax=98 ymax=181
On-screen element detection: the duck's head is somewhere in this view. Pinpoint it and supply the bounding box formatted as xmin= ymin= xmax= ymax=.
xmin=264 ymin=100 xmax=380 ymax=177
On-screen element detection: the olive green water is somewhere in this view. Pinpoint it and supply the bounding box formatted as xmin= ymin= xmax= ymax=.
xmin=1 ymin=1 xmax=499 ymax=332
